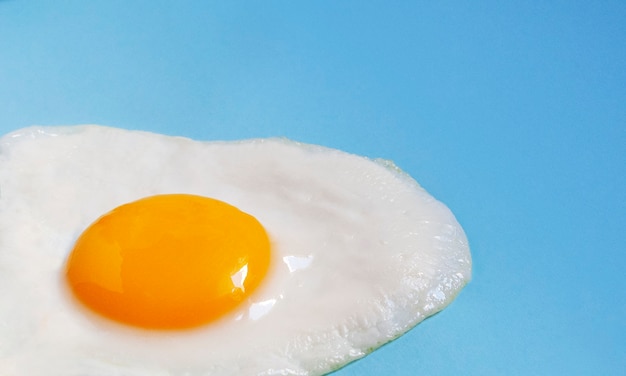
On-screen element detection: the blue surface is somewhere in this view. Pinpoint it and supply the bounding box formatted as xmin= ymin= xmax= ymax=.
xmin=1 ymin=1 xmax=625 ymax=374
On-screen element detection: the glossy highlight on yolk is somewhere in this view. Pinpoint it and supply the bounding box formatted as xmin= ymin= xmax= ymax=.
xmin=65 ymin=194 xmax=271 ymax=330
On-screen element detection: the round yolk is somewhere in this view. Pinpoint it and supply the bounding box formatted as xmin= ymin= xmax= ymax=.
xmin=65 ymin=194 xmax=270 ymax=330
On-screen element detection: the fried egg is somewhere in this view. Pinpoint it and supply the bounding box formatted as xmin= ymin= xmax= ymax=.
xmin=0 ymin=125 xmax=471 ymax=375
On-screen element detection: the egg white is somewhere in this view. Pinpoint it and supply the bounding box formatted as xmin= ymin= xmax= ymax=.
xmin=0 ymin=125 xmax=471 ymax=376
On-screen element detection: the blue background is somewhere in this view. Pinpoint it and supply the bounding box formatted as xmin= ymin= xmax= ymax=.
xmin=1 ymin=1 xmax=624 ymax=375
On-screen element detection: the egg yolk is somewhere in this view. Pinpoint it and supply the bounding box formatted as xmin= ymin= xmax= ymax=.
xmin=65 ymin=194 xmax=270 ymax=330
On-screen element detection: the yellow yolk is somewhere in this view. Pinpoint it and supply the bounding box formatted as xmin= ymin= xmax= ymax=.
xmin=65 ymin=194 xmax=270 ymax=330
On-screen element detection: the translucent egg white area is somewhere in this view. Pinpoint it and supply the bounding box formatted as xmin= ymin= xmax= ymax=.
xmin=0 ymin=125 xmax=471 ymax=376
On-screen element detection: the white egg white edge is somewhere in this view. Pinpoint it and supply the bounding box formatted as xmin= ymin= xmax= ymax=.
xmin=0 ymin=124 xmax=472 ymax=376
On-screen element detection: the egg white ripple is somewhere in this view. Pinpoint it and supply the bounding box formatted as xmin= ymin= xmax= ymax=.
xmin=0 ymin=125 xmax=471 ymax=376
